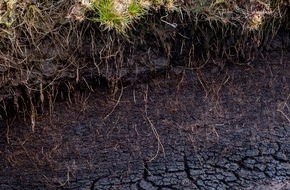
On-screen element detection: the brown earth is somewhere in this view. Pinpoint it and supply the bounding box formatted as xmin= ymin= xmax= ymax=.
xmin=0 ymin=35 xmax=290 ymax=189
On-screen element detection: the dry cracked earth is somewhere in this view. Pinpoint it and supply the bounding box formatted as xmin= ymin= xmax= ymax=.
xmin=0 ymin=49 xmax=290 ymax=189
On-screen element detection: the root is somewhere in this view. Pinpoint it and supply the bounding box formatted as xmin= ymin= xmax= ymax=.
xmin=277 ymin=94 xmax=290 ymax=123
xmin=104 ymin=84 xmax=124 ymax=120
xmin=143 ymin=84 xmax=165 ymax=162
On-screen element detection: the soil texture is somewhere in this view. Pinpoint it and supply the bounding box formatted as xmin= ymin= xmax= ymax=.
xmin=0 ymin=49 xmax=289 ymax=189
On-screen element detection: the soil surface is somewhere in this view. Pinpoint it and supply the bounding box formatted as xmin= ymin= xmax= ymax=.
xmin=0 ymin=48 xmax=289 ymax=189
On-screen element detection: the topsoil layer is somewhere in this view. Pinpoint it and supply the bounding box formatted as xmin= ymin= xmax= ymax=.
xmin=0 ymin=39 xmax=290 ymax=189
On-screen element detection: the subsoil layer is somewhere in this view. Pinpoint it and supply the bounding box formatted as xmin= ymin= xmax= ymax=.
xmin=0 ymin=48 xmax=289 ymax=189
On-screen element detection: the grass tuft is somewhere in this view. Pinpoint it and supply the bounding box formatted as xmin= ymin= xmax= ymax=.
xmin=128 ymin=1 xmax=145 ymax=18
xmin=95 ymin=0 xmax=126 ymax=31
xmin=86 ymin=0 xmax=149 ymax=32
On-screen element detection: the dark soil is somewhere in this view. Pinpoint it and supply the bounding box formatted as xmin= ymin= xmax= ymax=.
xmin=0 ymin=43 xmax=290 ymax=189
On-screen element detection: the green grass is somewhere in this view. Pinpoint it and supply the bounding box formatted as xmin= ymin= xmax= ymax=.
xmin=87 ymin=0 xmax=149 ymax=33
xmin=128 ymin=1 xmax=145 ymax=18
xmin=94 ymin=0 xmax=126 ymax=31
